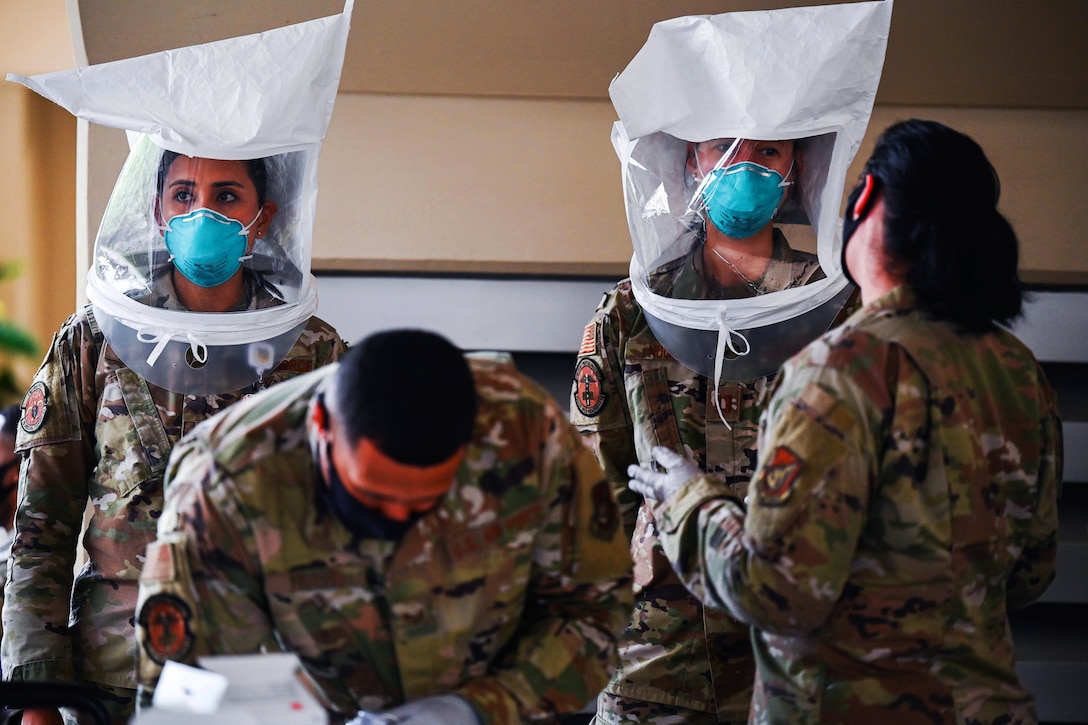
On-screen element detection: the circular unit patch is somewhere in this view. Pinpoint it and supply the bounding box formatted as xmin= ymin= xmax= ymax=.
xmin=20 ymin=381 xmax=49 ymax=434
xmin=139 ymin=593 xmax=195 ymax=665
xmin=573 ymin=358 xmax=606 ymax=417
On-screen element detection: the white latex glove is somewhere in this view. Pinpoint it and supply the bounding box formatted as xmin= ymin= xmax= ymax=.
xmin=348 ymin=694 xmax=481 ymax=725
xmin=627 ymin=446 xmax=702 ymax=502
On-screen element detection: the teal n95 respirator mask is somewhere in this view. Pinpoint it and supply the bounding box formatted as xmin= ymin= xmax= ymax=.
xmin=161 ymin=207 xmax=261 ymax=288
xmin=699 ymin=160 xmax=792 ymax=239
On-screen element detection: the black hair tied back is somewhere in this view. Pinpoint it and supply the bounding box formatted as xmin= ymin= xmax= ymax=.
xmin=865 ymin=119 xmax=1023 ymax=332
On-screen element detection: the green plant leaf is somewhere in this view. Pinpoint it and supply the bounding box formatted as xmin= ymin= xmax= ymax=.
xmin=0 ymin=260 xmax=25 ymax=282
xmin=0 ymin=321 xmax=39 ymax=356
xmin=0 ymin=368 xmax=21 ymax=407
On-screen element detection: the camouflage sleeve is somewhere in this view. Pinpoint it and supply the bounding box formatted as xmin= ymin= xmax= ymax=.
xmin=300 ymin=315 xmax=348 ymax=367
xmin=839 ymin=286 xmax=863 ymax=320
xmin=569 ymin=283 xmax=640 ymax=533
xmin=457 ymin=399 xmax=632 ymax=724
xmin=1006 ymin=366 xmax=1062 ymax=610
xmin=655 ymin=334 xmax=891 ymax=635
xmin=136 ymin=433 xmax=274 ymax=698
xmin=1 ymin=311 xmax=98 ymax=682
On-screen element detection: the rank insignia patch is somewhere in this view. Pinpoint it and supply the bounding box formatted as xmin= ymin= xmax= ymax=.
xmin=20 ymin=381 xmax=48 ymax=434
xmin=757 ymin=446 xmax=803 ymax=507
xmin=139 ymin=593 xmax=195 ymax=665
xmin=717 ymin=384 xmax=742 ymax=424
xmin=574 ymin=358 xmax=606 ymax=417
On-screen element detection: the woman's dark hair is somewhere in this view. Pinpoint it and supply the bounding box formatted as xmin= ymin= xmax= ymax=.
xmin=156 ymin=150 xmax=269 ymax=207
xmin=857 ymin=118 xmax=1022 ymax=331
xmin=332 ymin=329 xmax=477 ymax=466
xmin=778 ymin=137 xmax=806 ymax=224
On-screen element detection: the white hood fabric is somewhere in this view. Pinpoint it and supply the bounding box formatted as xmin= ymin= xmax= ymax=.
xmin=8 ymin=1 xmax=354 ymax=159
xmin=610 ymin=1 xmax=893 ymax=149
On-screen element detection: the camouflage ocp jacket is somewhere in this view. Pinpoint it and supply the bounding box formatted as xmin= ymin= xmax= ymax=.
xmin=136 ymin=356 xmax=633 ymax=725
xmin=657 ymin=285 xmax=1063 ymax=725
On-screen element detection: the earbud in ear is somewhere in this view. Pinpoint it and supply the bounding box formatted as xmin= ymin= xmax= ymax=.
xmin=853 ymin=173 xmax=876 ymax=220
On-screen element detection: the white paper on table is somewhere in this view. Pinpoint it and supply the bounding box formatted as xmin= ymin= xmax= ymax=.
xmin=151 ymin=659 xmax=230 ymax=715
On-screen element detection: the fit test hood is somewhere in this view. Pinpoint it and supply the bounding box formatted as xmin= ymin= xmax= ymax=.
xmin=7 ymin=1 xmax=354 ymax=394
xmin=610 ymin=0 xmax=893 ymax=381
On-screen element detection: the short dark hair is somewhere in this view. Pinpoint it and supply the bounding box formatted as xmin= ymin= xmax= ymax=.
xmin=331 ymin=329 xmax=477 ymax=466
xmin=856 ymin=119 xmax=1022 ymax=332
xmin=156 ymin=151 xmax=270 ymax=207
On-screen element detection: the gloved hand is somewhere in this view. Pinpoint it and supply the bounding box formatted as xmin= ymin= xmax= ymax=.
xmin=347 ymin=694 xmax=481 ymax=725
xmin=627 ymin=446 xmax=702 ymax=502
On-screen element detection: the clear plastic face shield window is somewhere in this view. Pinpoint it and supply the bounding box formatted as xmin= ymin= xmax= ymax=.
xmin=87 ymin=137 xmax=321 ymax=394
xmin=616 ymin=126 xmax=854 ymax=385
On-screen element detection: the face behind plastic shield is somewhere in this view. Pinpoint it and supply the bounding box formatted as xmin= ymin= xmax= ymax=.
xmin=87 ymin=136 xmax=319 ymax=394
xmin=617 ymin=126 xmax=853 ymax=380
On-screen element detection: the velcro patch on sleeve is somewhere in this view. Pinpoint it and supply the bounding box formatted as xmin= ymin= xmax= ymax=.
xmin=578 ymin=322 xmax=597 ymax=356
xmin=141 ymin=541 xmax=178 ymax=582
xmin=756 ymin=446 xmax=803 ymax=507
xmin=139 ymin=593 xmax=195 ymax=665
xmin=19 ymin=381 xmax=49 ymax=433
xmin=573 ymin=358 xmax=606 ymax=417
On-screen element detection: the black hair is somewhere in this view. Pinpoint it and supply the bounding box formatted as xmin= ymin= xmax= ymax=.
xmin=331 ymin=329 xmax=477 ymax=466
xmin=156 ymin=150 xmax=270 ymax=207
xmin=856 ymin=118 xmax=1023 ymax=332
xmin=0 ymin=404 xmax=19 ymax=438
xmin=779 ymin=137 xmax=806 ymax=223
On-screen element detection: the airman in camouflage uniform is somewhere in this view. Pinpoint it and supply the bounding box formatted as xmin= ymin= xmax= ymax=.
xmin=636 ymin=119 xmax=1063 ymax=724
xmin=650 ymin=286 xmax=1062 ymax=724
xmin=571 ymin=233 xmax=854 ymax=724
xmin=1 ymin=278 xmax=345 ymax=724
xmin=135 ymin=349 xmax=633 ymax=724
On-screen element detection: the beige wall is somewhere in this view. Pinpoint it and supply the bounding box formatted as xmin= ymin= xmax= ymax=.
xmin=0 ymin=0 xmax=76 ymax=401
xmin=315 ymin=93 xmax=626 ymax=275
xmin=313 ymin=99 xmax=1088 ymax=281
xmin=67 ymin=0 xmax=1088 ymax=283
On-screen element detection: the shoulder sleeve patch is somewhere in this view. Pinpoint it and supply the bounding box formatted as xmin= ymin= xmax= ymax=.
xmin=16 ymin=318 xmax=94 ymax=451
xmin=19 ymin=381 xmax=49 ymax=433
xmin=573 ymin=358 xmax=606 ymax=417
xmin=139 ymin=593 xmax=195 ymax=665
xmin=756 ymin=446 xmax=803 ymax=507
